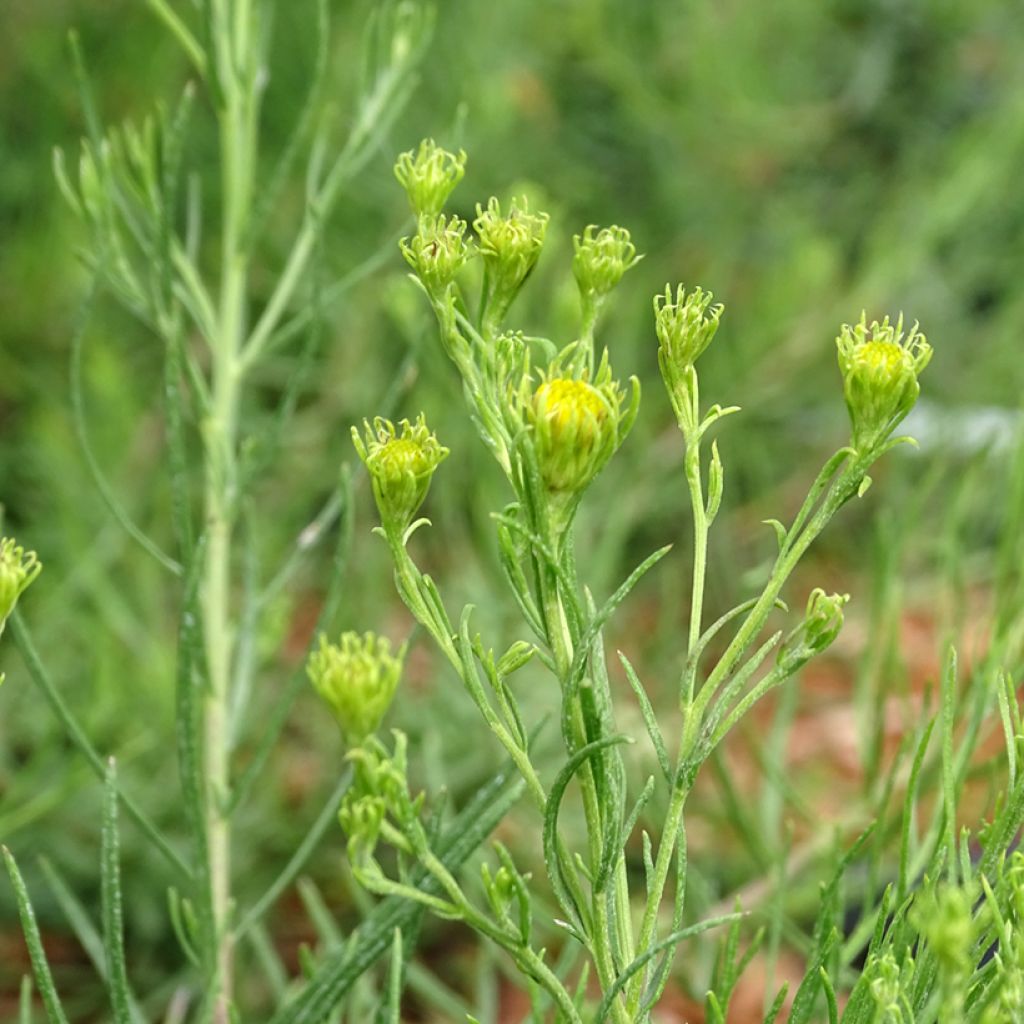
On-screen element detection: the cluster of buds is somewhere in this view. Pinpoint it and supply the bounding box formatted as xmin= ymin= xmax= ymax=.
xmin=307 ymin=631 xmax=405 ymax=745
xmin=836 ymin=313 xmax=931 ymax=452
xmin=0 ymin=537 xmax=41 ymax=640
xmin=400 ymin=213 xmax=474 ymax=298
xmin=777 ymin=588 xmax=848 ymax=672
xmin=474 ymin=197 xmax=549 ymax=327
xmin=654 ymin=284 xmax=723 ymax=433
xmin=572 ymin=225 xmax=642 ymax=313
xmin=394 ymin=138 xmax=466 ymax=217
xmin=525 ymin=354 xmax=638 ymax=509
xmin=338 ymin=731 xmax=423 ymax=867
xmin=352 ymin=415 xmax=449 ymax=536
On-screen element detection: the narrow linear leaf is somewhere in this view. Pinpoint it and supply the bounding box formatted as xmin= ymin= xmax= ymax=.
xmin=236 ymin=768 xmax=353 ymax=938
xmin=101 ymin=760 xmax=136 ymax=1024
xmin=619 ymin=652 xmax=671 ymax=785
xmin=593 ymin=913 xmax=743 ymax=1024
xmin=3 ymin=847 xmax=71 ymax=1024
xmin=543 ymin=735 xmax=631 ymax=932
xmin=70 ymin=283 xmax=182 ymax=576
xmin=9 ymin=613 xmax=189 ymax=880
xmin=269 ymin=767 xmax=524 ymax=1024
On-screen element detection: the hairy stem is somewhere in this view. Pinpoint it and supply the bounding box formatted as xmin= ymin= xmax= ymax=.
xmin=202 ymin=2 xmax=258 ymax=1014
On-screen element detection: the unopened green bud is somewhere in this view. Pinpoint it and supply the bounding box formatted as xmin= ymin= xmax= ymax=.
xmin=481 ymin=862 xmax=516 ymax=920
xmin=0 ymin=538 xmax=41 ymax=637
xmin=654 ymin=284 xmax=723 ymax=431
xmin=474 ymin=196 xmax=549 ymax=324
xmin=394 ymin=139 xmax=466 ymax=217
xmin=400 ymin=214 xmax=473 ymax=296
xmin=868 ymin=954 xmax=903 ymax=1022
xmin=573 ymin=225 xmax=642 ymax=305
xmin=307 ymin=632 xmax=405 ymax=744
xmin=836 ymin=313 xmax=931 ymax=452
xmin=529 ymin=367 xmax=628 ymax=497
xmin=914 ymin=885 xmax=973 ymax=977
xmin=352 ymin=415 xmax=449 ymax=533
xmin=778 ymin=588 xmax=847 ymax=671
xmin=802 ymin=588 xmax=848 ymax=653
xmin=338 ymin=792 xmax=386 ymax=862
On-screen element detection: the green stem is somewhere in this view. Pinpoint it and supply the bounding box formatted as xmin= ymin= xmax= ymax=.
xmin=626 ymin=423 xmax=706 ymax=1017
xmin=684 ymin=436 xmax=708 ymax=676
xmin=202 ymin=4 xmax=257 ymax=1014
xmin=625 ymin=780 xmax=688 ymax=1018
xmin=418 ymin=850 xmax=584 ymax=1024
xmin=687 ymin=455 xmax=868 ymax=748
xmin=539 ymin=557 xmax=631 ymax=1024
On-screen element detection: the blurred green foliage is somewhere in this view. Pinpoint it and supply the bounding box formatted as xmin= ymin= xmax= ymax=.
xmin=1 ymin=0 xmax=1022 ymax=1016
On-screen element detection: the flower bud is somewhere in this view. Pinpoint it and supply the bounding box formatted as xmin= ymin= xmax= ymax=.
xmin=654 ymin=284 xmax=723 ymax=431
xmin=338 ymin=793 xmax=386 ymax=862
xmin=307 ymin=631 xmax=405 ymax=744
xmin=801 ymin=588 xmax=848 ymax=653
xmin=778 ymin=588 xmax=848 ymax=671
xmin=474 ymin=196 xmax=549 ymax=324
xmin=573 ymin=225 xmax=642 ymax=305
xmin=836 ymin=313 xmax=931 ymax=452
xmin=400 ymin=214 xmax=473 ymax=296
xmin=352 ymin=415 xmax=449 ymax=533
xmin=529 ymin=369 xmax=626 ymax=496
xmin=394 ymin=139 xmax=466 ymax=217
xmin=0 ymin=538 xmax=41 ymax=637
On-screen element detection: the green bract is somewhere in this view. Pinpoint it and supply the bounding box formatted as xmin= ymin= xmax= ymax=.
xmin=525 ymin=355 xmax=637 ymax=500
xmin=778 ymin=588 xmax=849 ymax=671
xmin=836 ymin=313 xmax=932 ymax=452
xmin=654 ymin=284 xmax=723 ymax=432
xmin=572 ymin=224 xmax=642 ymax=306
xmin=307 ymin=631 xmax=405 ymax=744
xmin=352 ymin=415 xmax=449 ymax=534
xmin=393 ymin=138 xmax=467 ymax=217
xmin=400 ymin=213 xmax=474 ymax=296
xmin=0 ymin=537 xmax=41 ymax=637
xmin=474 ymin=196 xmax=549 ymax=326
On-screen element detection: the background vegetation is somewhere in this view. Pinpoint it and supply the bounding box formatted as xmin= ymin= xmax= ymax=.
xmin=1 ymin=0 xmax=1022 ymax=1019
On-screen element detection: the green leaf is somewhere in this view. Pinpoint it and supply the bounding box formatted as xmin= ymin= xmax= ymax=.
xmin=3 ymin=846 xmax=71 ymax=1024
xmin=562 ymin=545 xmax=671 ymax=739
xmin=101 ymin=760 xmax=136 ymax=1024
xmin=173 ymin=538 xmax=214 ymax=964
xmin=618 ymin=652 xmax=671 ymax=784
xmin=70 ymin=282 xmax=182 ymax=576
xmin=269 ymin=767 xmax=524 ymax=1024
xmin=592 ymin=913 xmax=743 ymax=1024
xmin=19 ymin=975 xmax=33 ymax=1024
xmin=542 ymin=735 xmax=631 ymax=933
xmin=9 ymin=613 xmax=189 ymax=880
xmin=236 ymin=768 xmax=354 ymax=939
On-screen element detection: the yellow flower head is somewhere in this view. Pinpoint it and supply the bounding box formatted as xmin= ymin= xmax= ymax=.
xmin=836 ymin=314 xmax=931 ymax=451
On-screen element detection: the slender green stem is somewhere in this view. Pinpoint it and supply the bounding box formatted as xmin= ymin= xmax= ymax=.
xmin=684 ymin=436 xmax=708 ymax=674
xmin=538 ymin=557 xmax=631 ymax=1024
xmin=625 ymin=425 xmax=706 ymax=1017
xmin=626 ymin=780 xmax=688 ymax=1018
xmin=689 ymin=455 xmax=868 ymax=742
xmin=418 ymin=849 xmax=584 ymax=1024
xmin=201 ymin=4 xmax=258 ymax=1014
